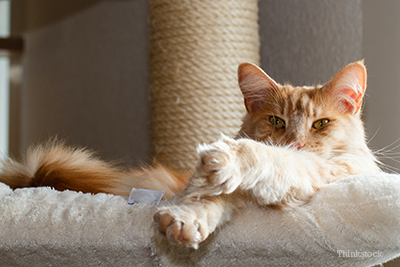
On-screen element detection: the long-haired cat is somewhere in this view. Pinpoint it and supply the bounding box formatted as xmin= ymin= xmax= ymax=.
xmin=0 ymin=60 xmax=380 ymax=248
xmin=153 ymin=60 xmax=380 ymax=248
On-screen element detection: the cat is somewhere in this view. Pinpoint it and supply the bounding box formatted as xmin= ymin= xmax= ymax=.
xmin=0 ymin=60 xmax=381 ymax=249
xmin=153 ymin=60 xmax=381 ymax=248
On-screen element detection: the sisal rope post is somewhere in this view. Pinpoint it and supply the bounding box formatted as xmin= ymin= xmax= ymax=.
xmin=149 ymin=0 xmax=260 ymax=172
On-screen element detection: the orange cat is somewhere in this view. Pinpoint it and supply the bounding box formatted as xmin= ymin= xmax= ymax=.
xmin=153 ymin=60 xmax=381 ymax=248
xmin=0 ymin=60 xmax=381 ymax=249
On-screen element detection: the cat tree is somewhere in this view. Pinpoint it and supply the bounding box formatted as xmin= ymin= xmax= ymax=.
xmin=149 ymin=0 xmax=259 ymax=172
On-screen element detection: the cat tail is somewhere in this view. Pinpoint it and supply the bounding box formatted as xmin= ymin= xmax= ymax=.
xmin=0 ymin=141 xmax=190 ymax=198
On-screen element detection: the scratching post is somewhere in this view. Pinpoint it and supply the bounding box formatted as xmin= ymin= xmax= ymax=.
xmin=149 ymin=0 xmax=260 ymax=172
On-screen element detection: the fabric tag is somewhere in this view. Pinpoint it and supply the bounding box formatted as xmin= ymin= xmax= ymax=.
xmin=128 ymin=188 xmax=165 ymax=205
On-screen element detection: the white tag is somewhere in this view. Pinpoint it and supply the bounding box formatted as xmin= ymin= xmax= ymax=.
xmin=128 ymin=188 xmax=165 ymax=205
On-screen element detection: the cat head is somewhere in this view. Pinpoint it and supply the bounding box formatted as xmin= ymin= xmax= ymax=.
xmin=237 ymin=61 xmax=368 ymax=155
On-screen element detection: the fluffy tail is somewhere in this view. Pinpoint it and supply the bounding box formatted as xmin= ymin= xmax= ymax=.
xmin=0 ymin=141 xmax=190 ymax=198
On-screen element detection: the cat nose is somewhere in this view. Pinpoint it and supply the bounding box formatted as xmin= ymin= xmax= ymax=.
xmin=291 ymin=142 xmax=305 ymax=150
xmin=296 ymin=143 xmax=305 ymax=149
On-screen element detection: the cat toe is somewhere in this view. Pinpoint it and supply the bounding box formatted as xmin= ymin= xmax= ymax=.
xmin=154 ymin=210 xmax=174 ymax=234
xmin=200 ymin=149 xmax=229 ymax=177
xmin=195 ymin=140 xmax=241 ymax=195
xmin=166 ymin=219 xmax=204 ymax=248
xmin=197 ymin=143 xmax=232 ymax=184
xmin=154 ymin=207 xmax=208 ymax=249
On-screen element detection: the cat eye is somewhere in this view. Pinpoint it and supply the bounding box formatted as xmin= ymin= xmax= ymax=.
xmin=269 ymin=116 xmax=286 ymax=129
xmin=312 ymin=119 xmax=330 ymax=130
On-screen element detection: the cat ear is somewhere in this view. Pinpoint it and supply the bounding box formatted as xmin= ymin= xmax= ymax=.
xmin=324 ymin=60 xmax=367 ymax=114
xmin=238 ymin=62 xmax=279 ymax=112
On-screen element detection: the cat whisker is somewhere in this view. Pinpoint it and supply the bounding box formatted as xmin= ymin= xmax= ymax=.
xmin=262 ymin=137 xmax=275 ymax=147
xmin=366 ymin=126 xmax=381 ymax=145
xmin=239 ymin=132 xmax=251 ymax=140
xmin=375 ymin=151 xmax=400 ymax=157
xmin=373 ymin=151 xmax=400 ymax=173
xmin=377 ymin=161 xmax=400 ymax=173
xmin=373 ymin=136 xmax=400 ymax=154
xmin=379 ymin=153 xmax=400 ymax=162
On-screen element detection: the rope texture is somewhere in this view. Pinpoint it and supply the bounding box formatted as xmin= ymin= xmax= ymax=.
xmin=149 ymin=0 xmax=260 ymax=172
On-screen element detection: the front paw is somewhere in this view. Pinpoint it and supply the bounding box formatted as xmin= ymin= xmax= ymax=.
xmin=196 ymin=135 xmax=241 ymax=195
xmin=154 ymin=206 xmax=209 ymax=249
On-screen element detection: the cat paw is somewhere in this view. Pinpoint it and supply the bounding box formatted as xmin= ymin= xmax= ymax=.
xmin=196 ymin=135 xmax=241 ymax=195
xmin=154 ymin=206 xmax=209 ymax=249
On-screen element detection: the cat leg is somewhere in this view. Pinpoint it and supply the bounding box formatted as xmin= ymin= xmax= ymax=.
xmin=154 ymin=193 xmax=237 ymax=249
xmin=196 ymin=135 xmax=324 ymax=206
